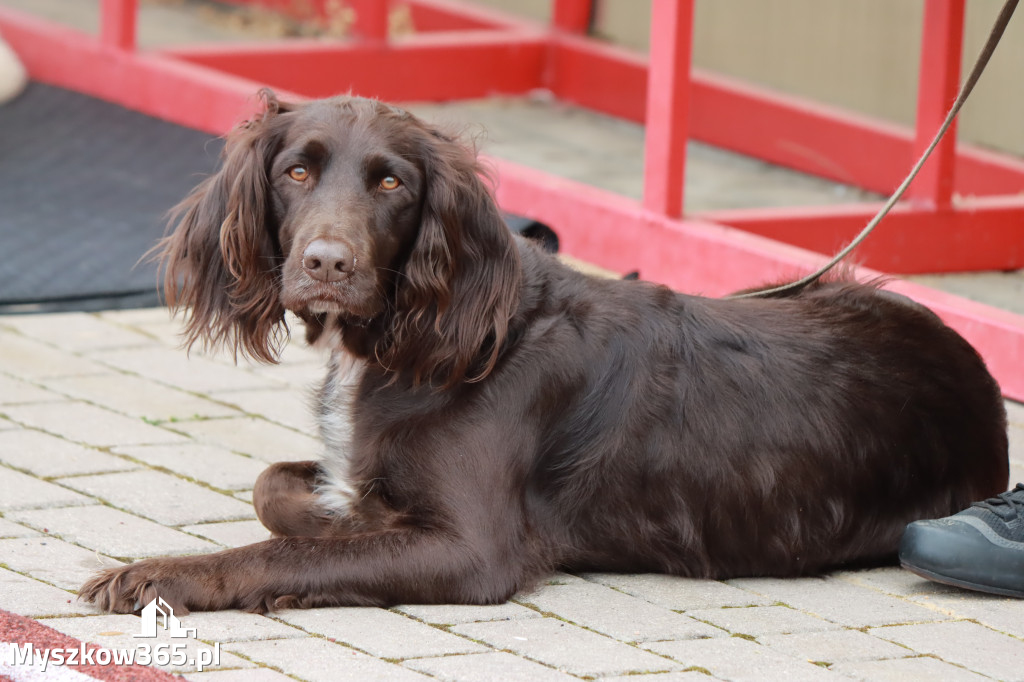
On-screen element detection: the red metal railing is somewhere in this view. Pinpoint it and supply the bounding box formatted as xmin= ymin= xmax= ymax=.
xmin=1 ymin=0 xmax=1021 ymax=398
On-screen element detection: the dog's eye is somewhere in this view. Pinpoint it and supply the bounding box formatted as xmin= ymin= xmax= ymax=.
xmin=287 ymin=165 xmax=310 ymax=182
xmin=380 ymin=175 xmax=401 ymax=191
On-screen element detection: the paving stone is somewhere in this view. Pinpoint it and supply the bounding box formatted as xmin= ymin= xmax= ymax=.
xmin=757 ymin=629 xmax=910 ymax=665
xmin=0 ymin=374 xmax=57 ymax=404
xmin=1006 ymin=400 xmax=1024 ymax=427
xmin=586 ymin=572 xmax=770 ymax=610
xmin=600 ymin=674 xmax=726 ymax=682
xmin=114 ymin=443 xmax=268 ymax=491
xmin=404 ymin=651 xmax=578 ymax=681
xmin=58 ymin=470 xmax=255 ymax=525
xmin=97 ymin=306 xmax=178 ymax=328
xmin=868 ymin=620 xmax=1024 ymax=680
xmin=0 ymin=517 xmax=40 ymax=538
xmin=181 ymin=520 xmax=271 ymax=548
xmin=274 ymin=607 xmax=488 ymax=659
xmin=0 ymin=466 xmax=92 ymax=511
xmin=644 ymin=635 xmax=841 ymax=682
xmin=91 ymin=347 xmax=282 ymax=394
xmin=2 ymin=312 xmax=155 ymax=352
xmin=0 ymin=429 xmax=137 ymax=477
xmin=209 ymin=387 xmax=318 ymax=433
xmin=1010 ymin=456 xmax=1024 ymax=486
xmin=3 ymin=402 xmax=187 ymax=447
xmin=395 ymin=601 xmax=542 ymax=625
xmin=0 ymin=536 xmax=122 ymax=590
xmin=46 ymin=373 xmax=241 ymax=422
xmin=275 ymin=327 xmax=330 ymax=364
xmin=184 ymin=669 xmax=297 ymax=682
xmin=40 ymin=613 xmax=147 ymax=639
xmin=903 ymin=589 xmax=1024 ymax=640
xmin=687 ymin=605 xmax=841 ymax=637
xmin=832 ymin=657 xmax=989 ymax=681
xmin=833 ymin=566 xmax=961 ymax=599
xmin=726 ymin=576 xmax=948 ymax=628
xmin=169 ymin=417 xmax=321 ymax=463
xmin=225 ymin=637 xmax=430 ymax=682
xmin=7 ymin=505 xmax=219 ymax=559
xmin=452 ymin=617 xmax=680 ymax=677
xmin=518 ymin=579 xmax=722 ymax=642
xmin=0 ymin=568 xmax=97 ymax=617
xmin=173 ymin=610 xmax=306 ymax=642
xmin=246 ymin=360 xmax=328 ymax=392
xmin=1010 ymin=422 xmax=1024 ymax=468
xmin=43 ymin=614 xmax=253 ymax=674
xmin=0 ymin=332 xmax=108 ymax=380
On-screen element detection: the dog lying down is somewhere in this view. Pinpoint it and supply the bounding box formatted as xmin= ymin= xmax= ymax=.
xmin=81 ymin=91 xmax=1008 ymax=614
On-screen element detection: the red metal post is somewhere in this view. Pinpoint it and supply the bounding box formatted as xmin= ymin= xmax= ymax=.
xmin=642 ymin=0 xmax=694 ymax=219
xmin=100 ymin=0 xmax=136 ymax=50
xmin=909 ymin=0 xmax=964 ymax=208
xmin=553 ymin=0 xmax=592 ymax=33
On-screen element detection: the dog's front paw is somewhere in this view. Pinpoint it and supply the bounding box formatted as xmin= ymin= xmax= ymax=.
xmin=79 ymin=558 xmax=194 ymax=614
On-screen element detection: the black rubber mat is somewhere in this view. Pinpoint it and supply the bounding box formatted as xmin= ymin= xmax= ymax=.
xmin=0 ymin=83 xmax=224 ymax=313
xmin=0 ymin=83 xmax=558 ymax=314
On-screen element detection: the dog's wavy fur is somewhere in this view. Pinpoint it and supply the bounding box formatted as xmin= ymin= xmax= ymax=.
xmin=81 ymin=91 xmax=1008 ymax=614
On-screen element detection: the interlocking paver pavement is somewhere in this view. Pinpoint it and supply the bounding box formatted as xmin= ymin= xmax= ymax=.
xmin=44 ymin=614 xmax=256 ymax=674
xmin=113 ymin=443 xmax=269 ymax=491
xmin=45 ymin=372 xmax=241 ymax=422
xmin=6 ymin=504 xmax=219 ymax=559
xmin=867 ymin=621 xmax=1024 ymax=680
xmin=727 ymin=576 xmax=952 ymax=628
xmin=404 ymin=651 xmax=579 ymax=681
xmin=756 ymin=629 xmax=910 ymax=666
xmin=57 ymin=469 xmax=256 ymax=525
xmin=169 ymin=415 xmax=322 ymax=464
xmin=831 ymin=656 xmax=991 ymax=682
xmin=0 ymin=516 xmax=39 ymax=538
xmin=0 ymin=536 xmax=122 ymax=590
xmin=276 ymin=607 xmax=491 ymax=659
xmin=452 ymin=616 xmax=683 ymax=677
xmin=181 ymin=520 xmax=272 ymax=548
xmin=518 ymin=576 xmax=722 ymax=642
xmin=643 ymin=635 xmax=843 ymax=682
xmin=1 ymin=3 xmax=1023 ymax=672
xmin=223 ymin=637 xmax=432 ymax=682
xmin=0 ymin=374 xmax=58 ymax=404
xmin=0 ymin=465 xmax=93 ymax=511
xmin=0 ymin=428 xmax=138 ymax=477
xmin=1 ymin=303 xmax=1023 ymax=680
xmin=0 ymin=568 xmax=96 ymax=618
xmin=2 ymin=401 xmax=187 ymax=447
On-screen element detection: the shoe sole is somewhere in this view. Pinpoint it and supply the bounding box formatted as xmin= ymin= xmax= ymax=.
xmin=901 ymin=561 xmax=1024 ymax=599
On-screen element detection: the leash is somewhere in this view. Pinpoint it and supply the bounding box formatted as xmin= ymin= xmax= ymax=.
xmin=729 ymin=0 xmax=1019 ymax=300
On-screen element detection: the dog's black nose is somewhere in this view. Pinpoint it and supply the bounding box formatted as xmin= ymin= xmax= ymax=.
xmin=302 ymin=239 xmax=355 ymax=282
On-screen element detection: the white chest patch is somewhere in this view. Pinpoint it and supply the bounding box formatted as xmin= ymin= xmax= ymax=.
xmin=314 ymin=349 xmax=367 ymax=515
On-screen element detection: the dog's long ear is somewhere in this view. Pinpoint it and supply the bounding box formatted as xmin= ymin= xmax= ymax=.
xmin=159 ymin=90 xmax=294 ymax=363
xmin=391 ymin=128 xmax=522 ymax=387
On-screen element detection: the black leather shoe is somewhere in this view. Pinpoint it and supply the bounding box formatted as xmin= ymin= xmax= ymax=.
xmin=899 ymin=483 xmax=1024 ymax=598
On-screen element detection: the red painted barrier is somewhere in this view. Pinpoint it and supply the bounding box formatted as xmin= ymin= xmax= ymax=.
xmin=0 ymin=0 xmax=1021 ymax=399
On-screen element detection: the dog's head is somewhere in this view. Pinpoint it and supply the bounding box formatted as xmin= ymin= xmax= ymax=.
xmin=161 ymin=90 xmax=521 ymax=386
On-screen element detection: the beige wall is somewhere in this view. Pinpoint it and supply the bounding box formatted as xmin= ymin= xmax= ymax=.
xmin=471 ymin=0 xmax=1024 ymax=157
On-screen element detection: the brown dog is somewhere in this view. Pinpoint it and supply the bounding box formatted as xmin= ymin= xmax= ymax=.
xmin=80 ymin=92 xmax=1008 ymax=613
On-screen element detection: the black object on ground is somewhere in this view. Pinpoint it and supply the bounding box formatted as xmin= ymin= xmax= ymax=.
xmin=0 ymin=83 xmax=558 ymax=314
